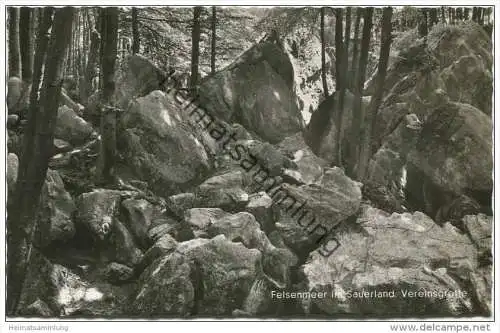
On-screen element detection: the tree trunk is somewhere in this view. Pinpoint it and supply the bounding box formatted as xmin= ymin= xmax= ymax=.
xmin=132 ymin=7 xmax=140 ymax=54
xmin=190 ymin=6 xmax=202 ymax=94
xmin=451 ymin=7 xmax=456 ymax=24
xmin=211 ymin=6 xmax=217 ymax=74
xmin=464 ymin=7 xmax=470 ymax=21
xmin=472 ymin=7 xmax=478 ymax=22
xmin=429 ymin=8 xmax=439 ymax=27
xmin=334 ymin=7 xmax=349 ymax=165
xmin=456 ymin=8 xmax=463 ymax=21
xmin=96 ymin=7 xmax=119 ymax=184
xmin=320 ymin=7 xmax=329 ymax=97
xmin=357 ymin=7 xmax=393 ymax=181
xmin=418 ymin=9 xmax=428 ymax=37
xmin=350 ymin=8 xmax=362 ymax=90
xmin=8 ymin=7 xmax=21 ymax=78
xmin=82 ymin=12 xmax=100 ymax=103
xmin=441 ymin=7 xmax=446 ymax=23
xmin=19 ymin=7 xmax=34 ymax=83
xmin=348 ymin=7 xmax=373 ymax=177
xmin=478 ymin=7 xmax=485 ymax=25
xmin=7 ymin=7 xmax=72 ymax=316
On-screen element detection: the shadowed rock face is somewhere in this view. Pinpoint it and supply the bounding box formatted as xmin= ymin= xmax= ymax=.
xmin=406 ymin=102 xmax=492 ymax=217
xmin=197 ymin=41 xmax=304 ymax=144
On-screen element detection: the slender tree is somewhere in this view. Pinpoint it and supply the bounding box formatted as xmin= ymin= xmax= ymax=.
xmin=132 ymin=7 xmax=140 ymax=54
xmin=348 ymin=7 xmax=373 ymax=177
xmin=333 ymin=7 xmax=346 ymax=165
xmin=441 ymin=6 xmax=446 ymax=23
xmin=190 ymin=6 xmax=202 ymax=93
xmin=429 ymin=8 xmax=439 ymax=28
xmin=357 ymin=7 xmax=393 ymax=181
xmin=19 ymin=7 xmax=34 ymax=83
xmin=211 ymin=6 xmax=217 ymax=74
xmin=464 ymin=7 xmax=470 ymax=21
xmin=418 ymin=8 xmax=428 ymax=38
xmin=96 ymin=7 xmax=119 ymax=184
xmin=82 ymin=12 xmax=100 ymax=103
xmin=7 ymin=7 xmax=72 ymax=316
xmin=8 ymin=7 xmax=21 ymax=78
xmin=349 ymin=8 xmax=362 ymax=90
xmin=320 ymin=7 xmax=329 ymax=97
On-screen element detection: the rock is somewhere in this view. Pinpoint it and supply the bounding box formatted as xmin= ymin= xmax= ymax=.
xmin=20 ymin=299 xmax=54 ymax=317
xmin=406 ymin=102 xmax=492 ymax=216
xmin=55 ymin=105 xmax=95 ymax=146
xmin=7 ymin=114 xmax=19 ymax=129
xmin=75 ymin=189 xmax=122 ymax=241
xmin=137 ymin=234 xmax=178 ymax=274
xmin=131 ymin=252 xmax=195 ymax=317
xmin=245 ymin=192 xmax=274 ymax=233
xmin=273 ymin=167 xmax=362 ymax=256
xmin=198 ymin=41 xmax=304 ymax=143
xmin=119 ymin=90 xmax=211 ymax=197
xmin=60 ymin=88 xmax=85 ymax=115
xmin=148 ymin=217 xmax=194 ymax=243
xmin=18 ymin=249 xmax=91 ymax=316
xmin=469 ymin=266 xmax=492 ymax=316
xmin=207 ymin=212 xmax=274 ymax=253
xmin=195 ymin=170 xmax=249 ymax=211
xmin=177 ymin=235 xmax=262 ymax=315
xmin=304 ymin=91 xmax=370 ymax=164
xmin=110 ymin=220 xmax=143 ymax=267
xmin=52 ymin=139 xmax=72 ymax=155
xmin=133 ymin=235 xmax=262 ymax=316
xmin=462 ymin=214 xmax=492 ymax=261
xmin=166 ymin=192 xmax=196 ymax=218
xmin=184 ymin=208 xmax=230 ymax=237
xmin=106 ymin=262 xmax=134 ymax=283
xmin=300 ymin=206 xmax=479 ymax=317
xmin=439 ymin=55 xmax=492 ymax=115
xmin=7 ymin=153 xmax=19 ymax=199
xmin=35 ymin=169 xmax=76 ymax=248
xmin=7 ymin=130 xmax=22 ymax=155
xmin=7 ymin=77 xmax=29 ymax=115
xmin=114 ymin=54 xmax=168 ymax=110
xmin=277 ymin=133 xmax=328 ymax=184
xmin=121 ymin=198 xmax=162 ymax=250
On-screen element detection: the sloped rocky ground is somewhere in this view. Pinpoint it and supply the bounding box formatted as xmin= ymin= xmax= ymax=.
xmin=6 ymin=21 xmax=492 ymax=319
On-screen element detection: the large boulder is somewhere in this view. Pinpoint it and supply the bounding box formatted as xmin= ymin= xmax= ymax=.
xmin=273 ymin=167 xmax=362 ymax=256
xmin=198 ymin=41 xmax=304 ymax=143
xmin=121 ymin=198 xmax=163 ymax=250
xmin=277 ymin=133 xmax=328 ymax=185
xmin=75 ymin=189 xmax=122 ymax=241
xmin=406 ymin=102 xmax=492 ymax=216
xmin=55 ymin=105 xmax=95 ymax=146
xmin=35 ymin=169 xmax=76 ymax=248
xmin=132 ymin=235 xmax=262 ymax=316
xmin=300 ymin=205 xmax=480 ymax=317
xmin=194 ymin=170 xmax=249 ymax=211
xmin=119 ymin=90 xmax=212 ymax=197
xmin=304 ymin=90 xmax=370 ymax=164
xmin=114 ymin=54 xmax=168 ymax=111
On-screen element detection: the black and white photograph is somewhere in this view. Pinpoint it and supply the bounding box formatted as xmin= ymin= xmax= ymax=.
xmin=1 ymin=1 xmax=497 ymax=328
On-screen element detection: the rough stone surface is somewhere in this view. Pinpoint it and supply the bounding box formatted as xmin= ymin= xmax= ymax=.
xmin=300 ymin=205 xmax=479 ymax=317
xmin=55 ymin=105 xmax=94 ymax=146
xmin=119 ymin=90 xmax=211 ymax=197
xmin=198 ymin=41 xmax=304 ymax=143
xmin=35 ymin=169 xmax=77 ymax=248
